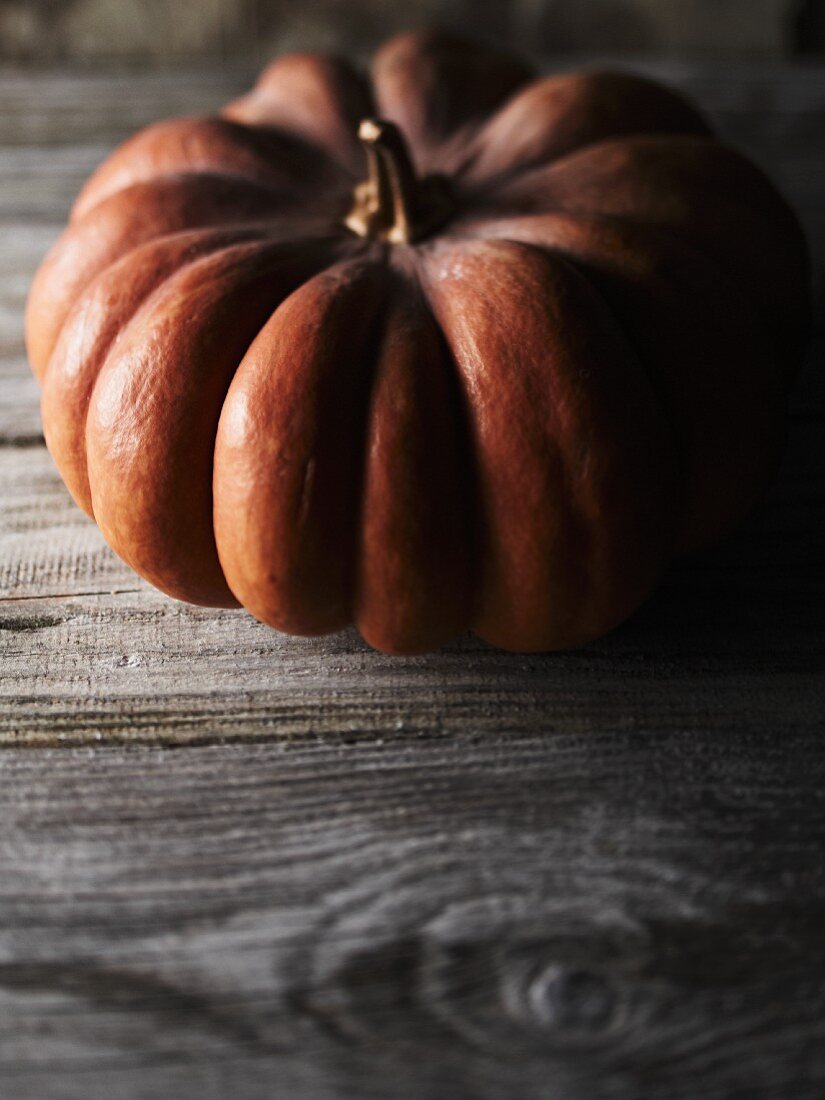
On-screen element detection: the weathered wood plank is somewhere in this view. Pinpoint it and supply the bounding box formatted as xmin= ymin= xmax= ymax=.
xmin=0 ymin=416 xmax=822 ymax=744
xmin=0 ymin=446 xmax=132 ymax=601
xmin=0 ymin=145 xmax=114 ymax=224
xmin=0 ymin=68 xmax=248 ymax=147
xmin=0 ymin=361 xmax=41 ymax=444
xmin=1 ymin=573 xmax=823 ymax=744
xmin=0 ymin=0 xmax=800 ymax=64
xmin=2 ymin=59 xmax=823 ymax=152
xmin=1 ymin=63 xmax=824 ymax=226
xmin=4 ymin=343 xmax=821 ymax=449
xmin=0 ymin=727 xmax=824 ymax=1098
xmin=2 ymin=415 xmax=820 ymax=599
xmin=1 ymin=63 xmax=824 ymax=446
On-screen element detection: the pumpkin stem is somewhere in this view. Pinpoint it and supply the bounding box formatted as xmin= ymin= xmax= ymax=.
xmin=345 ymin=118 xmax=453 ymax=245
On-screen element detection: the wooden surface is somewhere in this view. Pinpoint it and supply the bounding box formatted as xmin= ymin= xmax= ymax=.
xmin=0 ymin=2 xmax=800 ymax=64
xmin=0 ymin=61 xmax=824 ymax=1098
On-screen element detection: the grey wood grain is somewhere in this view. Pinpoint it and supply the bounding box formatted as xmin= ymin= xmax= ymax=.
xmin=0 ymin=68 xmax=249 ymax=147
xmin=0 ymin=0 xmax=799 ymax=64
xmin=1 ymin=59 xmax=823 ymax=447
xmin=0 ymin=418 xmax=822 ymax=746
xmin=0 ymin=62 xmax=824 ymax=1099
xmin=1 ymin=729 xmax=824 ymax=1099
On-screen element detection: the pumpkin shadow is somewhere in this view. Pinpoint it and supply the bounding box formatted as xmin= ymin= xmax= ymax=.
xmin=384 ymin=409 xmax=824 ymax=740
xmin=440 ymin=407 xmax=824 ymax=663
xmin=603 ymin=395 xmax=824 ymax=662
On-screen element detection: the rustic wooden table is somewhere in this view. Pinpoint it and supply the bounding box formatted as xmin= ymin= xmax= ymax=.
xmin=0 ymin=61 xmax=823 ymax=1099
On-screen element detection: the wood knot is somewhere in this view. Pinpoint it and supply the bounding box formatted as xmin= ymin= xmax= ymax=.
xmin=519 ymin=964 xmax=619 ymax=1036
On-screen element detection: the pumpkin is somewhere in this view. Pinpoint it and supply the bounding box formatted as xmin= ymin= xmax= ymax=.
xmin=26 ymin=30 xmax=810 ymax=654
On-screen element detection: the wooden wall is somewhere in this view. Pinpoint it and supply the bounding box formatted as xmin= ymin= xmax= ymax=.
xmin=0 ymin=0 xmax=809 ymax=63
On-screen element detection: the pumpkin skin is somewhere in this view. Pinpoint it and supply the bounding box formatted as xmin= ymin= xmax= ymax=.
xmin=26 ymin=31 xmax=810 ymax=654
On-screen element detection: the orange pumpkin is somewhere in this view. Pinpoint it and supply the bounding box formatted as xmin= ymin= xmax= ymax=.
xmin=26 ymin=31 xmax=810 ymax=653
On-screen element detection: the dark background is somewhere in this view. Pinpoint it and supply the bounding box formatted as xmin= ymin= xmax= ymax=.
xmin=0 ymin=0 xmax=824 ymax=63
